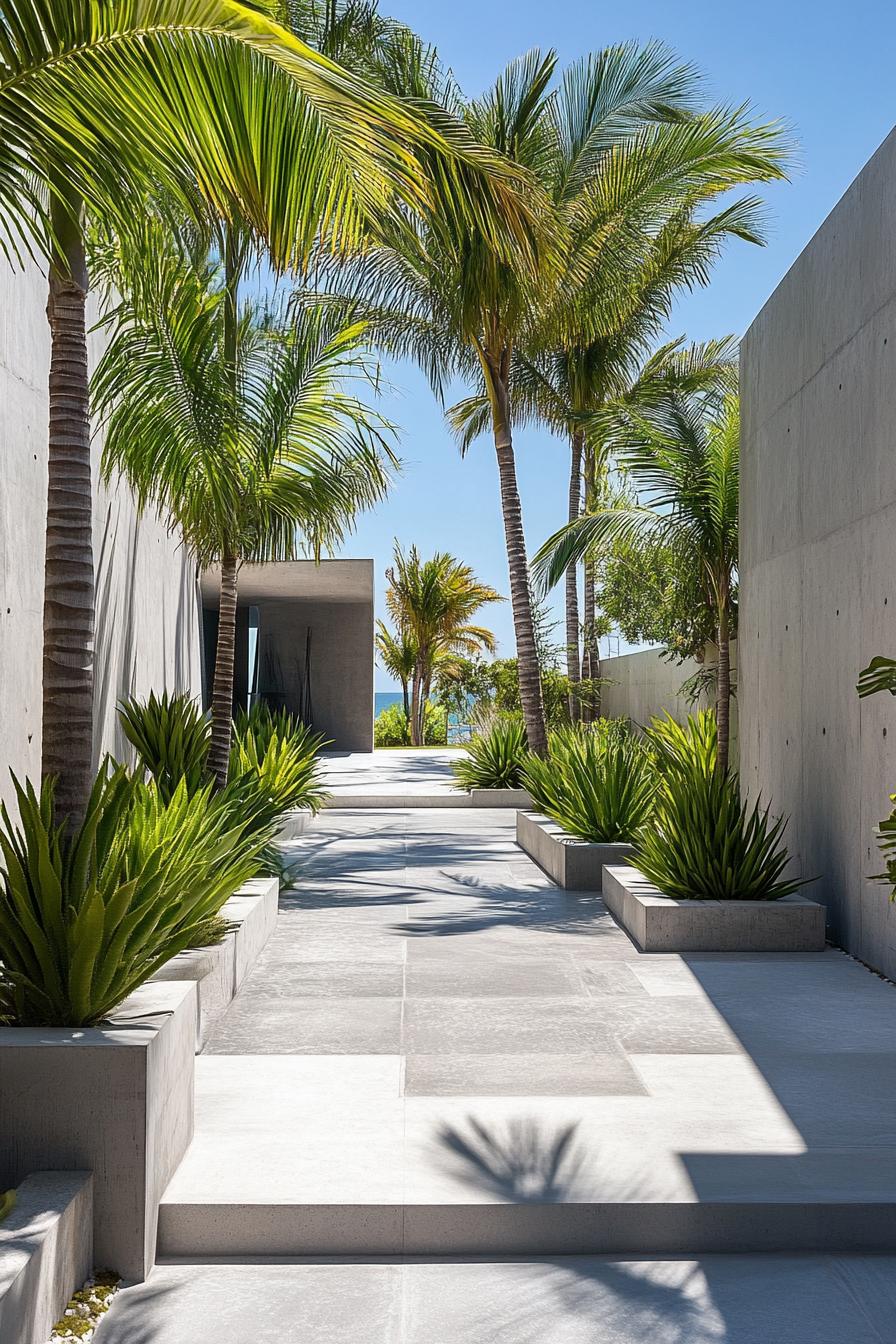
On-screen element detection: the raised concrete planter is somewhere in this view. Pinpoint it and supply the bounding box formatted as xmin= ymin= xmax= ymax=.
xmin=0 ymin=981 xmax=196 ymax=1282
xmin=516 ymin=811 xmax=632 ymax=891
xmin=602 ymin=864 xmax=827 ymax=952
xmin=275 ymin=809 xmax=312 ymax=842
xmin=150 ymin=876 xmax=279 ymax=1049
xmin=0 ymin=1172 xmax=92 ymax=1344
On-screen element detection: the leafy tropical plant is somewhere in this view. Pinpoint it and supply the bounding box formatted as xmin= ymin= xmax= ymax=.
xmin=7 ymin=0 xmax=529 ymax=833
xmin=383 ymin=543 xmax=501 ymax=746
xmin=535 ymin=388 xmax=740 ymax=772
xmin=633 ymin=712 xmax=803 ymax=901
xmin=233 ymin=703 xmax=327 ymax=771
xmin=375 ymin=621 xmax=418 ymax=721
xmin=374 ymin=701 xmax=448 ymax=747
xmin=118 ymin=691 xmax=211 ymax=803
xmin=0 ymin=767 xmax=264 ymax=1027
xmin=523 ymin=723 xmax=655 ymax=842
xmin=0 ymin=1190 xmax=14 ymax=1224
xmin=452 ymin=718 xmax=529 ymax=790
xmin=857 ymin=656 xmax=896 ymax=700
xmin=230 ymin=719 xmax=330 ymax=821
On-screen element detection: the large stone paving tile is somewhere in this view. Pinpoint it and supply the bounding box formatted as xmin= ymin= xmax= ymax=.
xmin=405 ymin=957 xmax=583 ymax=998
xmin=402 ymin=997 xmax=620 ymax=1055
xmin=404 ymin=1052 xmax=648 ymax=1097
xmin=206 ymin=996 xmax=403 ymax=1054
xmin=228 ymin=961 xmax=405 ymax=998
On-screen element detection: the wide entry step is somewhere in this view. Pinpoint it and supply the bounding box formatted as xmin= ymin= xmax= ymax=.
xmin=95 ymin=1256 xmax=896 ymax=1344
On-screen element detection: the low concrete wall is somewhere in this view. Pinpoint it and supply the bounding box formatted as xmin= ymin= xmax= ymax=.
xmin=0 ymin=1173 xmax=92 ymax=1344
xmin=602 ymin=865 xmax=826 ymax=953
xmin=516 ymin=811 xmax=632 ymax=891
xmin=600 ymin=646 xmax=739 ymax=764
xmin=0 ymin=982 xmax=195 ymax=1282
xmin=0 ymin=258 xmax=202 ymax=814
xmin=741 ymin=125 xmax=896 ymax=977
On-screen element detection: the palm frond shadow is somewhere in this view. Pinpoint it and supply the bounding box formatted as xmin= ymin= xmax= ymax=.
xmin=436 ymin=1116 xmax=585 ymax=1202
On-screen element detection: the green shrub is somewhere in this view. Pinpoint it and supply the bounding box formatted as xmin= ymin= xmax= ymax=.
xmin=229 ymin=725 xmax=329 ymax=823
xmin=118 ymin=691 xmax=210 ymax=802
xmin=523 ymin=722 xmax=655 ymax=842
xmin=0 ymin=766 xmax=263 ymax=1027
xmin=374 ymin=701 xmax=447 ymax=747
xmin=233 ymin=702 xmax=326 ymax=765
xmin=452 ymin=717 xmax=528 ymax=790
xmin=633 ymin=711 xmax=803 ymax=901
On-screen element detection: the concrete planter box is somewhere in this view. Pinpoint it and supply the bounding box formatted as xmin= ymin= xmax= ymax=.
xmin=602 ymin=864 xmax=827 ymax=952
xmin=0 ymin=981 xmax=196 ymax=1282
xmin=469 ymin=788 xmax=532 ymax=808
xmin=0 ymin=1172 xmax=92 ymax=1344
xmin=275 ymin=809 xmax=312 ymax=842
xmin=516 ymin=811 xmax=632 ymax=891
xmin=150 ymin=876 xmax=279 ymax=1050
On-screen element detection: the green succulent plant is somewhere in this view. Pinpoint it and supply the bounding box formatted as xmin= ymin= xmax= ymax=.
xmin=0 ymin=1189 xmax=15 ymax=1224
xmin=632 ymin=711 xmax=804 ymax=901
xmin=118 ymin=691 xmax=211 ymax=802
xmin=523 ymin=723 xmax=656 ymax=843
xmin=0 ymin=766 xmax=263 ymax=1027
xmin=452 ymin=718 xmax=528 ymax=790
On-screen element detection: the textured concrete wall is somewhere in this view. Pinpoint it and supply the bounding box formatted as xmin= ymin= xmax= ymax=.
xmin=740 ymin=126 xmax=896 ymax=976
xmin=0 ymin=258 xmax=202 ymax=808
xmin=600 ymin=647 xmax=739 ymax=761
xmin=255 ymin=598 xmax=374 ymax=751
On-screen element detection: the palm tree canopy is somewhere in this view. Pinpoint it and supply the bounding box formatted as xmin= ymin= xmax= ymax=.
xmin=0 ymin=0 xmax=539 ymax=270
xmin=532 ymin=386 xmax=740 ymax=604
xmin=375 ymin=619 xmax=417 ymax=685
xmin=93 ymin=225 xmax=397 ymax=565
xmin=385 ymin=543 xmax=502 ymax=661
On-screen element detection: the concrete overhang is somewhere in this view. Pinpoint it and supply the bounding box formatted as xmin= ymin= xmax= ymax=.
xmin=201 ymin=559 xmax=373 ymax=608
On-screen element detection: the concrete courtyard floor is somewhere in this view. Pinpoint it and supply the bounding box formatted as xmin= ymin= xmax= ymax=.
xmin=320 ymin=747 xmax=469 ymax=805
xmin=96 ymin=806 xmax=896 ymax=1342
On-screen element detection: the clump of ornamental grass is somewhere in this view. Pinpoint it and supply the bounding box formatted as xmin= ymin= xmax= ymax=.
xmin=523 ymin=721 xmax=656 ymax=843
xmin=632 ymin=710 xmax=805 ymax=901
xmin=0 ymin=765 xmax=263 ymax=1027
xmin=452 ymin=717 xmax=528 ymax=790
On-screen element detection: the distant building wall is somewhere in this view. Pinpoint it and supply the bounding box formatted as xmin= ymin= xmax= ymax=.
xmin=0 ymin=258 xmax=202 ymax=810
xmin=740 ymin=126 xmax=896 ymax=976
xmin=599 ymin=645 xmax=738 ymax=762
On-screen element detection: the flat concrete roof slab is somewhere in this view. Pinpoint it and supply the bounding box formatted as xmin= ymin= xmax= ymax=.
xmin=201 ymin=558 xmax=373 ymax=606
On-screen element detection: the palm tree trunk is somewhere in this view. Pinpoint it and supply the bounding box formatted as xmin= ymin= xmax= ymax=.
xmin=716 ymin=602 xmax=731 ymax=775
xmin=486 ymin=356 xmax=547 ymax=756
xmin=208 ymin=553 xmax=239 ymax=786
xmin=565 ymin=430 xmax=583 ymax=721
xmin=401 ymin=677 xmax=410 ymax=722
xmin=410 ymin=661 xmax=424 ymax=747
xmin=43 ymin=188 xmax=94 ymax=831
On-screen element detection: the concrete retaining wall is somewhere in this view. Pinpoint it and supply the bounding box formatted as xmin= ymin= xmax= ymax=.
xmin=0 ymin=1173 xmax=92 ymax=1344
xmin=740 ymin=125 xmax=896 ymax=978
xmin=600 ymin=647 xmax=738 ymax=763
xmin=0 ymin=258 xmax=202 ymax=813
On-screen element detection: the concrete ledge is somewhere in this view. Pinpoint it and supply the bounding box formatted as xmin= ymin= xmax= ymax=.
xmin=0 ymin=1172 xmax=92 ymax=1344
xmin=469 ymin=788 xmax=532 ymax=808
xmin=323 ymin=793 xmax=472 ymax=809
xmin=601 ymin=864 xmax=827 ymax=952
xmin=150 ymin=877 xmax=279 ymax=1049
xmin=0 ymin=981 xmax=196 ymax=1281
xmin=275 ymin=810 xmax=312 ymax=842
xmin=516 ymin=811 xmax=632 ymax=891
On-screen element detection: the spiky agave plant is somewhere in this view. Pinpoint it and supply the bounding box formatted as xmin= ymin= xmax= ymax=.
xmin=233 ymin=703 xmax=327 ymax=766
xmin=633 ymin=711 xmax=804 ymax=901
xmin=523 ymin=724 xmax=655 ymax=842
xmin=452 ymin=718 xmax=528 ymax=790
xmin=118 ymin=691 xmax=211 ymax=802
xmin=0 ymin=767 xmax=263 ymax=1027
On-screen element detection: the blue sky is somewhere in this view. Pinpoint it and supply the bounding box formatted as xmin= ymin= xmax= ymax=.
xmin=352 ymin=0 xmax=896 ymax=689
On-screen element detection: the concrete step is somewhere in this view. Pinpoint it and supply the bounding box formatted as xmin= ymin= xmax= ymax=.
xmin=94 ymin=1255 xmax=896 ymax=1343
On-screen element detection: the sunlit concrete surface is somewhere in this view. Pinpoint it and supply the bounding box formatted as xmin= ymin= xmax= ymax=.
xmin=157 ymin=810 xmax=896 ymax=1259
xmin=320 ymin=748 xmax=469 ymax=804
xmin=95 ymin=1256 xmax=896 ymax=1343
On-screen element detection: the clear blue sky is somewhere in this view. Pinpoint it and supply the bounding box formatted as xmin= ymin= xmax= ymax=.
xmin=349 ymin=0 xmax=896 ymax=689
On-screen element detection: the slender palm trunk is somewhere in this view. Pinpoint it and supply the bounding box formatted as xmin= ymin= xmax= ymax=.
xmin=486 ymin=354 xmax=547 ymax=755
xmin=716 ymin=599 xmax=731 ymax=775
xmin=401 ymin=678 xmax=410 ymax=723
xmin=43 ymin=189 xmax=94 ymax=831
xmin=208 ymin=553 xmax=239 ymax=786
xmin=565 ymin=429 xmax=583 ymax=721
xmin=410 ymin=659 xmax=424 ymax=747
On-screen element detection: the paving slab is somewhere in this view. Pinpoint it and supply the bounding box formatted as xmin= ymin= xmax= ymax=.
xmin=159 ymin=809 xmax=896 ymax=1258
xmin=95 ymin=1257 xmax=896 ymax=1344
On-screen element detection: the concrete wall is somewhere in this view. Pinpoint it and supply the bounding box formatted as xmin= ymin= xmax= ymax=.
xmin=740 ymin=125 xmax=896 ymax=976
xmin=0 ymin=258 xmax=202 ymax=809
xmin=600 ymin=646 xmax=739 ymax=762
xmin=255 ymin=597 xmax=374 ymax=751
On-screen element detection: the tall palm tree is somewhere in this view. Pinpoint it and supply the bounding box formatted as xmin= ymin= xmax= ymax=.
xmin=0 ymin=0 xmax=536 ymax=828
xmin=534 ymin=386 xmax=740 ymax=772
xmin=94 ymin=231 xmax=396 ymax=785
xmin=385 ymin=544 xmax=500 ymax=746
xmin=323 ymin=43 xmax=788 ymax=754
xmin=375 ymin=620 xmax=417 ymax=721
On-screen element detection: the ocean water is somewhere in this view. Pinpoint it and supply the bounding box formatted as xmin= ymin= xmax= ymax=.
xmin=375 ymin=691 xmax=405 ymax=716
